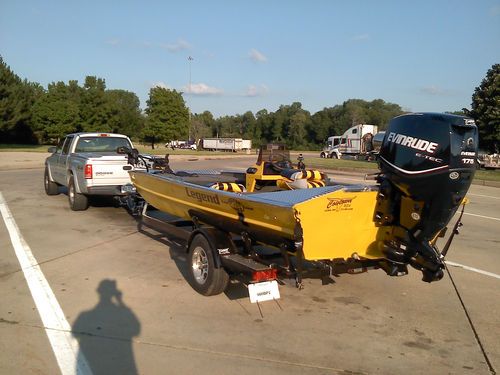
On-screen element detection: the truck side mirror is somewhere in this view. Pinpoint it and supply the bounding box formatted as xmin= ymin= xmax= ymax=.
xmin=47 ymin=146 xmax=57 ymax=154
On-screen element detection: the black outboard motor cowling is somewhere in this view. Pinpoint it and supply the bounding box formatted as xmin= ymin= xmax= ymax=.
xmin=375 ymin=113 xmax=478 ymax=282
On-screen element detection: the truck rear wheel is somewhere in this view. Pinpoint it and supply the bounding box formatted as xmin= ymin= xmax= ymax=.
xmin=68 ymin=176 xmax=89 ymax=211
xmin=44 ymin=168 xmax=59 ymax=196
xmin=187 ymin=234 xmax=229 ymax=296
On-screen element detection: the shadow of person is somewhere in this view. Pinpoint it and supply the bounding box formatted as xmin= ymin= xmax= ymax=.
xmin=72 ymin=279 xmax=141 ymax=375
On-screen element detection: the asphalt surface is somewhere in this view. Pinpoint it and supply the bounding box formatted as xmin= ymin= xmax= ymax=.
xmin=0 ymin=156 xmax=499 ymax=375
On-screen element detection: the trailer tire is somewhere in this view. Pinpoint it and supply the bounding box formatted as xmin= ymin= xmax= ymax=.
xmin=44 ymin=167 xmax=59 ymax=195
xmin=68 ymin=176 xmax=89 ymax=211
xmin=187 ymin=234 xmax=229 ymax=296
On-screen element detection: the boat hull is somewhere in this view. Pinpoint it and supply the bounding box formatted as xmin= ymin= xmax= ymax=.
xmin=129 ymin=171 xmax=385 ymax=261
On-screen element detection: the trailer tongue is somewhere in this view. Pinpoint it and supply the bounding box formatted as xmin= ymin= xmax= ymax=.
xmin=126 ymin=113 xmax=478 ymax=302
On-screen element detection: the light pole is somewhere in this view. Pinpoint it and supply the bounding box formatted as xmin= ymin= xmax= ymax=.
xmin=188 ymin=56 xmax=193 ymax=141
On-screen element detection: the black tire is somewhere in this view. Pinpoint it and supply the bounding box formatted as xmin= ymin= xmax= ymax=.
xmin=320 ymin=152 xmax=326 ymax=158
xmin=44 ymin=167 xmax=59 ymax=195
xmin=187 ymin=234 xmax=229 ymax=296
xmin=68 ymin=176 xmax=89 ymax=211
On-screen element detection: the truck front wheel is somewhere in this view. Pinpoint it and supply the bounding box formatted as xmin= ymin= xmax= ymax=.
xmin=44 ymin=168 xmax=59 ymax=196
xmin=68 ymin=176 xmax=89 ymax=211
xmin=187 ymin=234 xmax=229 ymax=296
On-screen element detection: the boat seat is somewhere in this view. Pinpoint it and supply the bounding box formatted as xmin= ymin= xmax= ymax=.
xmin=209 ymin=182 xmax=247 ymax=192
xmin=280 ymin=169 xmax=326 ymax=181
xmin=276 ymin=178 xmax=326 ymax=190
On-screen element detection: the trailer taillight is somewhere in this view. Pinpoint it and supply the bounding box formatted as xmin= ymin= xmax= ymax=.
xmin=252 ymin=268 xmax=277 ymax=282
xmin=84 ymin=164 xmax=93 ymax=179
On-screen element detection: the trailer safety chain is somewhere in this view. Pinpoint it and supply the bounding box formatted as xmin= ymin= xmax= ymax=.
xmin=446 ymin=264 xmax=496 ymax=375
xmin=293 ymin=209 xmax=305 ymax=289
xmin=440 ymin=202 xmax=466 ymax=258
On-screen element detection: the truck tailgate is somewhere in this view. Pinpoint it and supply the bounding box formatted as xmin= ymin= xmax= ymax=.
xmin=84 ymin=154 xmax=132 ymax=186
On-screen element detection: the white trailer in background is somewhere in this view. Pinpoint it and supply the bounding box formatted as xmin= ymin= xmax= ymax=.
xmin=201 ymin=138 xmax=252 ymax=152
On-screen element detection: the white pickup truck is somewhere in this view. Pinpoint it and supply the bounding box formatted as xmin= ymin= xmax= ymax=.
xmin=44 ymin=132 xmax=136 ymax=211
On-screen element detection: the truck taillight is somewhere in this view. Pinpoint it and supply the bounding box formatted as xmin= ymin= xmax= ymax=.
xmin=84 ymin=164 xmax=93 ymax=179
xmin=252 ymin=268 xmax=277 ymax=282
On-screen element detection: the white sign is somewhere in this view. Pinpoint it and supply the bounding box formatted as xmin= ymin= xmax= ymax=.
xmin=248 ymin=280 xmax=280 ymax=303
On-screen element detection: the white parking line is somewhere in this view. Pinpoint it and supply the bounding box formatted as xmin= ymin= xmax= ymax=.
xmin=464 ymin=212 xmax=500 ymax=221
xmin=468 ymin=193 xmax=500 ymax=200
xmin=446 ymin=261 xmax=500 ymax=280
xmin=0 ymin=192 xmax=91 ymax=375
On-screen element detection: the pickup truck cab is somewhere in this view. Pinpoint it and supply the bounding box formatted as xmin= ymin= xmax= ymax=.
xmin=44 ymin=132 xmax=135 ymax=211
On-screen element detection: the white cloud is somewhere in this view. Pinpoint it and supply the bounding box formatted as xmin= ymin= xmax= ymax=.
xmin=351 ymin=33 xmax=370 ymax=42
xmin=184 ymin=83 xmax=223 ymax=95
xmin=243 ymin=84 xmax=269 ymax=97
xmin=420 ymin=85 xmax=458 ymax=96
xmin=490 ymin=4 xmax=500 ymax=16
xmin=249 ymin=49 xmax=268 ymax=63
xmin=161 ymin=39 xmax=192 ymax=53
xmin=105 ymin=38 xmax=120 ymax=46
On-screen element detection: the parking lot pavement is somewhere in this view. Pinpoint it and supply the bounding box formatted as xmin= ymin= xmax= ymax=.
xmin=0 ymin=165 xmax=498 ymax=375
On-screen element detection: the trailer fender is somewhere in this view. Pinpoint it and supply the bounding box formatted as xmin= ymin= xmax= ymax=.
xmin=187 ymin=228 xmax=235 ymax=269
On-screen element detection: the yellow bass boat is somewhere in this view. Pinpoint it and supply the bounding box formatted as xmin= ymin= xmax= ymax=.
xmin=125 ymin=113 xmax=478 ymax=296
xmin=129 ymin=167 xmax=384 ymax=262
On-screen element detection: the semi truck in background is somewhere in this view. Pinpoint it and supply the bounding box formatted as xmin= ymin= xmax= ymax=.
xmin=320 ymin=124 xmax=381 ymax=159
xmin=201 ymin=138 xmax=252 ymax=152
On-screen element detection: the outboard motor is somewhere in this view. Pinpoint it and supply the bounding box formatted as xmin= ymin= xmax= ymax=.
xmin=375 ymin=113 xmax=478 ymax=282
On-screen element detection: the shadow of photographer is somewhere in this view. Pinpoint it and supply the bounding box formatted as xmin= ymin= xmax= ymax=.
xmin=72 ymin=279 xmax=140 ymax=375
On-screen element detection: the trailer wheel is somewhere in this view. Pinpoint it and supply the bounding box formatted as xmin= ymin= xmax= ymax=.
xmin=44 ymin=167 xmax=59 ymax=195
xmin=187 ymin=234 xmax=229 ymax=296
xmin=68 ymin=176 xmax=89 ymax=211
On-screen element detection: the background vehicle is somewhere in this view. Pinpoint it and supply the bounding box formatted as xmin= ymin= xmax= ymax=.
xmin=320 ymin=124 xmax=378 ymax=159
xmin=480 ymin=153 xmax=500 ymax=169
xmin=200 ymin=138 xmax=252 ymax=152
xmin=165 ymin=140 xmax=197 ymax=150
xmin=44 ymin=133 xmax=135 ymax=211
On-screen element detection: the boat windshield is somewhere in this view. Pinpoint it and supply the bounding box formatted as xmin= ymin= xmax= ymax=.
xmin=257 ymin=144 xmax=291 ymax=165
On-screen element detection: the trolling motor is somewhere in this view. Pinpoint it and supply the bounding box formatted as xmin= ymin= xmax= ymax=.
xmin=374 ymin=113 xmax=478 ymax=282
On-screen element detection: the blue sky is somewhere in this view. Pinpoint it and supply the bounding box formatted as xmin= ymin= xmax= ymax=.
xmin=1 ymin=1 xmax=499 ymax=117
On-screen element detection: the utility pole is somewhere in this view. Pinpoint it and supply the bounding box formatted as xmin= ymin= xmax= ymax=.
xmin=188 ymin=56 xmax=193 ymax=141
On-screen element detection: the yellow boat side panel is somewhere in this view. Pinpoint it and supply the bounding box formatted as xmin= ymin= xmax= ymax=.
xmin=294 ymin=189 xmax=384 ymax=260
xmin=130 ymin=172 xmax=297 ymax=238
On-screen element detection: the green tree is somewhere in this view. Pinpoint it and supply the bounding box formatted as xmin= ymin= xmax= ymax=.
xmin=191 ymin=111 xmax=213 ymax=141
xmin=289 ymin=111 xmax=308 ymax=149
xmin=32 ymin=81 xmax=82 ymax=143
xmin=105 ymin=89 xmax=143 ymax=138
xmin=143 ymin=87 xmax=189 ymax=148
xmin=80 ymin=76 xmax=112 ymax=132
xmin=0 ymin=56 xmax=41 ymax=143
xmin=468 ymin=64 xmax=500 ymax=152
xmin=252 ymin=109 xmax=269 ymax=147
